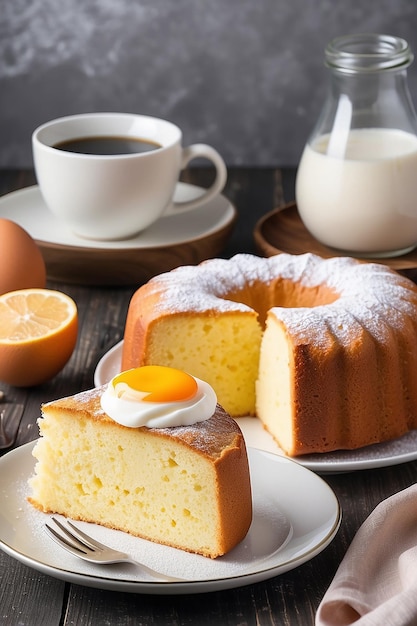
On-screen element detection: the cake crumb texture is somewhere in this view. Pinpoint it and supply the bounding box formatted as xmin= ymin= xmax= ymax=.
xmin=28 ymin=392 xmax=252 ymax=558
xmin=121 ymin=252 xmax=417 ymax=455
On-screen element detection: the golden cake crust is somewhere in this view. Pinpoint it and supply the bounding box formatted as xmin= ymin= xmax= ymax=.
xmin=42 ymin=386 xmax=245 ymax=460
xmin=29 ymin=385 xmax=252 ymax=558
xmin=121 ymin=252 xmax=417 ymax=455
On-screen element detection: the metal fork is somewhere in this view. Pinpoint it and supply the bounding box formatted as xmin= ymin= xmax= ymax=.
xmin=44 ymin=516 xmax=187 ymax=582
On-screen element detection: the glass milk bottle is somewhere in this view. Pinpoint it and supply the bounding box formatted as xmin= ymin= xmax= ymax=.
xmin=295 ymin=33 xmax=417 ymax=257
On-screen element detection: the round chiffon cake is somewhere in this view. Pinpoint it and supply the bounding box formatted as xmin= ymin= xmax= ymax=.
xmin=122 ymin=252 xmax=417 ymax=455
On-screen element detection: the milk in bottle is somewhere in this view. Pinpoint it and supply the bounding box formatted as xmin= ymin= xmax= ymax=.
xmin=295 ymin=34 xmax=417 ymax=257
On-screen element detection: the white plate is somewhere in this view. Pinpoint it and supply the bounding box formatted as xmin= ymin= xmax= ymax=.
xmin=0 ymin=183 xmax=235 ymax=250
xmin=0 ymin=442 xmax=340 ymax=595
xmin=95 ymin=341 xmax=417 ymax=474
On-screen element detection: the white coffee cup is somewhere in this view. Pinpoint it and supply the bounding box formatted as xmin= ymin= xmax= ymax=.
xmin=32 ymin=112 xmax=227 ymax=240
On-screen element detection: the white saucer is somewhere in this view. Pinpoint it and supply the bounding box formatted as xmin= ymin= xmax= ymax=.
xmin=95 ymin=341 xmax=417 ymax=474
xmin=0 ymin=183 xmax=235 ymax=249
xmin=0 ymin=184 xmax=236 ymax=285
xmin=0 ymin=442 xmax=341 ymax=594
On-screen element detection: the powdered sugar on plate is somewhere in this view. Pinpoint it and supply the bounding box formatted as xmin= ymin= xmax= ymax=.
xmin=0 ymin=443 xmax=340 ymax=593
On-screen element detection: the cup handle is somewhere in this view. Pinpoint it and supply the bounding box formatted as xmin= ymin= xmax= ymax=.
xmin=164 ymin=144 xmax=227 ymax=215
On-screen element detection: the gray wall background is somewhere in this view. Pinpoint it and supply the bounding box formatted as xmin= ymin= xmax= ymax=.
xmin=2 ymin=0 xmax=417 ymax=168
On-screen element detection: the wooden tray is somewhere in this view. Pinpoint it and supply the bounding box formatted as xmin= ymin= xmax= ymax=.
xmin=40 ymin=221 xmax=236 ymax=286
xmin=0 ymin=184 xmax=237 ymax=286
xmin=254 ymin=202 xmax=417 ymax=271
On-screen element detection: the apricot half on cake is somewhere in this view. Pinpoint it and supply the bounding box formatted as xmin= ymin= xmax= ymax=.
xmin=111 ymin=366 xmax=198 ymax=402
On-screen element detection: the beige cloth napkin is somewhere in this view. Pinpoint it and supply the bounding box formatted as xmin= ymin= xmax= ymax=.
xmin=316 ymin=484 xmax=417 ymax=626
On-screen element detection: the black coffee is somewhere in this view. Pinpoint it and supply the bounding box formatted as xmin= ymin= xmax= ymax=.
xmin=53 ymin=136 xmax=162 ymax=155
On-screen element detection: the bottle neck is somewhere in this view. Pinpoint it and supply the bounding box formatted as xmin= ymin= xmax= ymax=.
xmin=322 ymin=67 xmax=417 ymax=135
xmin=325 ymin=33 xmax=413 ymax=73
xmin=309 ymin=43 xmax=417 ymax=143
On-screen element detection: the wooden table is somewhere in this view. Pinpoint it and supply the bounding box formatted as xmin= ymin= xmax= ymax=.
xmin=1 ymin=168 xmax=417 ymax=626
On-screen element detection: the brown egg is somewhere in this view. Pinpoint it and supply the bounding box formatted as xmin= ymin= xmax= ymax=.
xmin=0 ymin=219 xmax=46 ymax=295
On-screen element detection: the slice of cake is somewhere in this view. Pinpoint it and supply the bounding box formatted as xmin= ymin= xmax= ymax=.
xmin=28 ymin=366 xmax=252 ymax=558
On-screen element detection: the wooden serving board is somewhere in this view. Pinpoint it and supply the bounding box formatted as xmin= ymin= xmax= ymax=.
xmin=254 ymin=202 xmax=417 ymax=271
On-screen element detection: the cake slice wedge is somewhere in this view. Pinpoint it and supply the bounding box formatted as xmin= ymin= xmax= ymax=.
xmin=28 ymin=374 xmax=252 ymax=559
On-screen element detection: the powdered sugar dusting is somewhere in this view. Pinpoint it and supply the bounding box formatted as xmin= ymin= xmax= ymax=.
xmin=122 ymin=252 xmax=417 ymax=382
xmin=43 ymin=386 xmax=107 ymax=418
xmin=262 ymin=253 xmax=417 ymax=342
xmin=152 ymin=415 xmax=240 ymax=456
xmin=140 ymin=254 xmax=417 ymax=344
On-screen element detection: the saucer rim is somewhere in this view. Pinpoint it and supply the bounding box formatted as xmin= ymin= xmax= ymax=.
xmin=0 ymin=183 xmax=236 ymax=252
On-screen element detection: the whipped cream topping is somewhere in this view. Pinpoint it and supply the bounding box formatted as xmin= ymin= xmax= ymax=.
xmin=100 ymin=366 xmax=217 ymax=428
